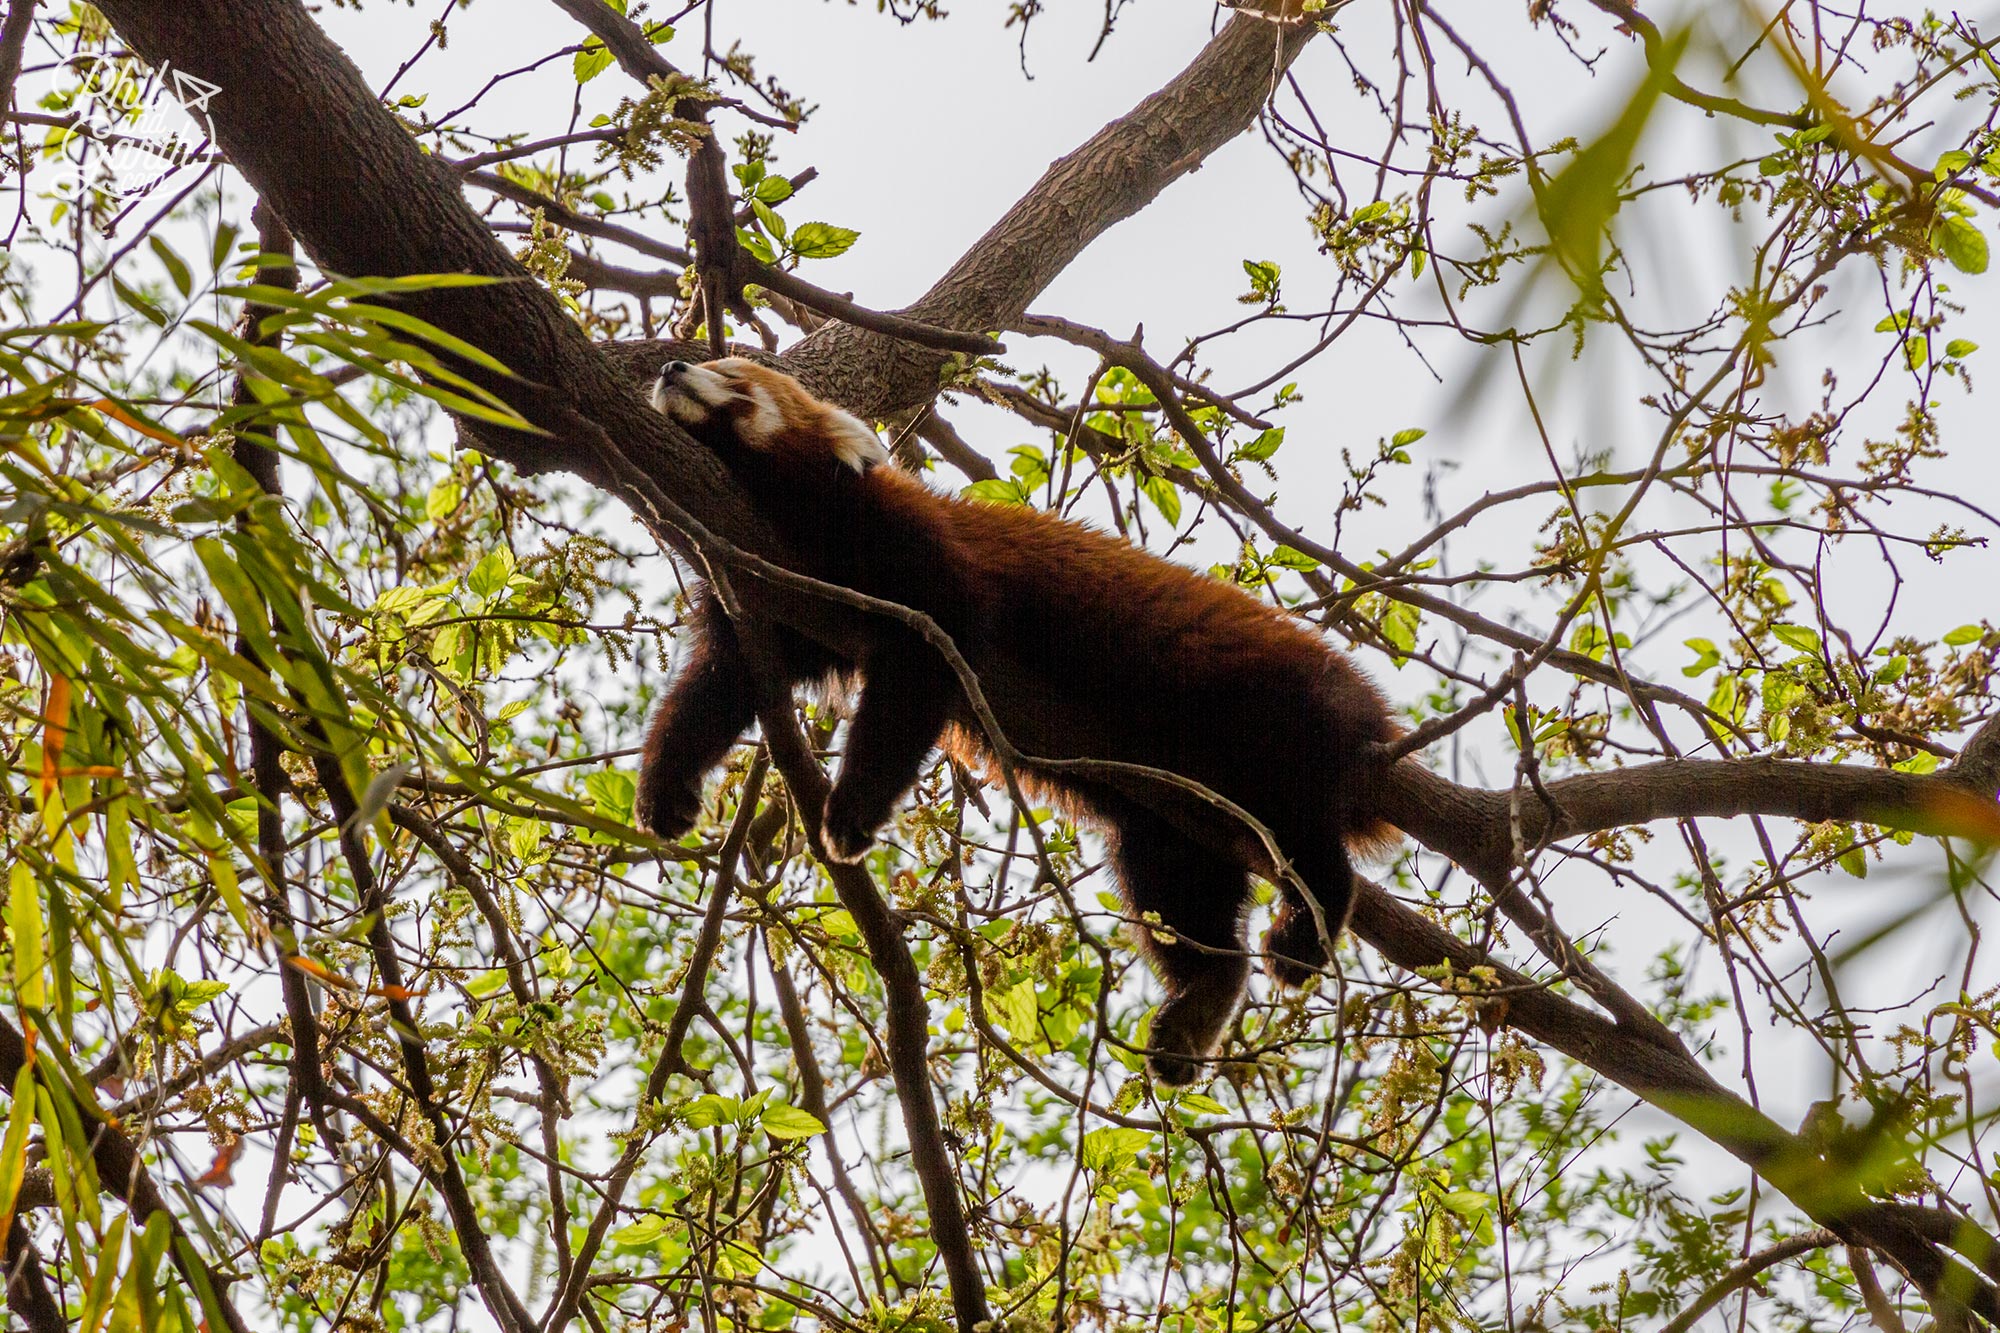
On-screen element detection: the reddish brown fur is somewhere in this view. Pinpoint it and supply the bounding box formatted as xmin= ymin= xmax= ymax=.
xmin=639 ymin=358 xmax=1398 ymax=1083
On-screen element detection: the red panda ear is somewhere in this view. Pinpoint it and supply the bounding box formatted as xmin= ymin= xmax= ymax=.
xmin=825 ymin=410 xmax=890 ymax=473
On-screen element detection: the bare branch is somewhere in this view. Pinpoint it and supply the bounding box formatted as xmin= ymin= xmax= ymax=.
xmin=1659 ymin=1229 xmax=1842 ymax=1333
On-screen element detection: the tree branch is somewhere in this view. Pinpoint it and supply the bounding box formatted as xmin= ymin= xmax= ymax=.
xmin=0 ymin=0 xmax=34 ymax=115
xmin=310 ymin=747 xmax=536 ymax=1333
xmin=0 ymin=1016 xmax=253 ymax=1333
xmin=1658 ymin=1229 xmax=1841 ymax=1333
xmin=1346 ymin=882 xmax=2000 ymax=1323
xmin=3 ymin=1216 xmax=67 ymax=1333
xmin=93 ymin=3 xmax=2000 ymax=1324
xmin=729 ymin=613 xmax=991 ymax=1332
xmin=232 ymin=197 xmax=343 ymax=1155
xmin=1378 ymin=736 xmax=2000 ymax=889
xmin=776 ymin=15 xmax=1318 ymax=419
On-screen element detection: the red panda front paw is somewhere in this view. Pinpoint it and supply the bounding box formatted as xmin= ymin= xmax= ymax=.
xmin=637 ymin=773 xmax=704 ymax=841
xmin=819 ymin=791 xmax=878 ymax=864
xmin=1145 ymin=1027 xmax=1207 ymax=1087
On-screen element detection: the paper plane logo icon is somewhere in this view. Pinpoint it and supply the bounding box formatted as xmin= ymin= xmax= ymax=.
xmin=168 ymin=68 xmax=221 ymax=116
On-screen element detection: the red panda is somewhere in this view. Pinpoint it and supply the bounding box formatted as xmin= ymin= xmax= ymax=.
xmin=640 ymin=357 xmax=1398 ymax=1083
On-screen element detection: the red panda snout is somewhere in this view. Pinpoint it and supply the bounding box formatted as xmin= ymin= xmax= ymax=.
xmin=653 ymin=358 xmax=888 ymax=474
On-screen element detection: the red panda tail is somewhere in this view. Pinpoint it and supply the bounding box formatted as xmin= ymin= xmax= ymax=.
xmin=1345 ymin=816 xmax=1404 ymax=862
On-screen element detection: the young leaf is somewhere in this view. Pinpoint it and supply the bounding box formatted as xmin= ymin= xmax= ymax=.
xmin=760 ymin=1104 xmax=827 ymax=1140
xmin=790 ymin=222 xmax=860 ymax=259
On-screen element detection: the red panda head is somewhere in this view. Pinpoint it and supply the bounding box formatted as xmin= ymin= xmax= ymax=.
xmin=652 ymin=357 xmax=889 ymax=474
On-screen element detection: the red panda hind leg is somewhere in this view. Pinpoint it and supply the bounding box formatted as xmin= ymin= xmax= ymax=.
xmin=1107 ymin=807 xmax=1253 ymax=1086
xmin=1262 ymin=833 xmax=1360 ymax=987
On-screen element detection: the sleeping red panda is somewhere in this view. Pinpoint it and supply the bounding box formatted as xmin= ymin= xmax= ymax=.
xmin=640 ymin=357 xmax=1399 ymax=1083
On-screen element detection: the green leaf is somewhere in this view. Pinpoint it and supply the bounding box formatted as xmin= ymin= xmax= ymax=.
xmin=1268 ymin=545 xmax=1318 ymax=570
xmin=964 ymin=478 xmax=1027 ymax=506
xmin=1943 ymin=624 xmax=1985 ymax=646
xmin=1893 ymin=751 xmax=1940 ymax=774
xmin=750 ymin=198 xmax=787 ymax=242
xmin=426 ymin=476 xmax=462 ymax=522
xmin=468 ymin=548 xmax=515 ymax=600
xmin=753 ymin=176 xmax=794 ymax=205
xmin=178 ymin=978 xmax=230 ymax=1009
xmin=148 ymin=237 xmax=192 ymax=298
xmin=507 ymin=817 xmax=546 ymax=860
xmin=1239 ymin=427 xmax=1284 ymax=461
xmin=1082 ymin=1126 xmax=1151 ymax=1172
xmin=790 ymin=221 xmax=860 ymax=260
xmin=574 ymin=40 xmax=614 ymax=84
xmin=464 ymin=969 xmax=509 ymax=999
xmin=1933 ymin=214 xmax=1989 ymax=274
xmin=612 ymin=1216 xmax=669 ymax=1246
xmin=0 ymin=1065 xmax=37 ymax=1233
xmin=986 ymin=976 xmax=1039 ymax=1044
xmin=1945 ymin=339 xmax=1979 ymax=358
xmin=760 ymin=1104 xmax=827 ymax=1140
xmin=1682 ymin=638 xmax=1720 ymax=677
xmin=1381 ymin=600 xmax=1420 ymax=660
xmin=373 ymin=584 xmax=433 ymax=617
xmin=1141 ymin=473 xmax=1181 ymax=527
xmin=1240 ymin=258 xmax=1281 ymax=302
xmin=736 ymin=226 xmax=777 ymax=266
xmin=1771 ymin=624 xmax=1822 ymax=655
xmin=1838 ymin=846 xmax=1868 ymax=878
xmin=1536 ymin=28 xmax=1684 ymax=293
xmin=683 ymin=1093 xmax=740 ymax=1129
xmin=1177 ymin=1093 xmax=1229 ymax=1116
xmin=1390 ymin=427 xmax=1427 ymax=448
xmin=8 ymin=865 xmax=44 ymax=1010
xmin=111 ymin=274 xmax=169 ymax=328
xmin=586 ymin=770 xmax=636 ymax=822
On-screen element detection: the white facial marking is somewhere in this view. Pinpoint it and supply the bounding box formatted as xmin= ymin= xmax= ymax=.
xmin=652 ymin=363 xmax=734 ymax=423
xmin=744 ymin=385 xmax=785 ymax=446
xmin=826 ymin=410 xmax=890 ymax=473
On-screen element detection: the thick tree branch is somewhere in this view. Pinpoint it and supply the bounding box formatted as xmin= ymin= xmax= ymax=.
xmin=0 ymin=0 xmax=32 ymax=115
xmin=3 ymin=1216 xmax=65 ymax=1333
xmin=730 ymin=615 xmax=992 ymax=1333
xmin=1380 ymin=734 xmax=2000 ymax=889
xmin=777 ymin=15 xmax=1317 ymax=419
xmin=231 ymin=198 xmax=342 ymax=1155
